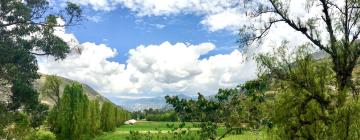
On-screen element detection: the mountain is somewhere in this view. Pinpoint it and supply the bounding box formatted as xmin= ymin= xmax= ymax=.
xmin=113 ymin=94 xmax=194 ymax=112
xmin=33 ymin=75 xmax=111 ymax=107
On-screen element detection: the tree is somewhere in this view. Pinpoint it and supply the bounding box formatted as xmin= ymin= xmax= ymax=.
xmin=28 ymin=103 xmax=49 ymax=130
xmin=165 ymin=79 xmax=269 ymax=140
xmin=41 ymin=75 xmax=62 ymax=106
xmin=0 ymin=1 xmax=81 ymax=137
xmin=257 ymin=46 xmax=360 ymax=139
xmin=56 ymin=83 xmax=90 ymax=140
xmin=9 ymin=81 xmax=40 ymax=111
xmin=89 ymin=100 xmax=101 ymax=136
xmin=101 ymin=102 xmax=116 ymax=132
xmin=42 ymin=75 xmax=62 ymax=132
xmin=0 ymin=0 xmax=81 ymax=109
xmin=243 ymin=0 xmax=360 ymax=96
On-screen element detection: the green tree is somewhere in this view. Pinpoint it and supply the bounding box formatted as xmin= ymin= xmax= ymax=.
xmin=56 ymin=83 xmax=90 ymax=140
xmin=101 ymin=102 xmax=116 ymax=132
xmin=89 ymin=100 xmax=101 ymax=136
xmin=166 ymin=79 xmax=269 ymax=140
xmin=0 ymin=0 xmax=81 ymax=88
xmin=0 ymin=1 xmax=81 ymax=138
xmin=42 ymin=75 xmax=63 ymax=132
xmin=257 ymin=46 xmax=360 ymax=139
xmin=243 ymin=0 xmax=360 ymax=95
xmin=28 ymin=103 xmax=49 ymax=130
xmin=41 ymin=75 xmax=62 ymax=106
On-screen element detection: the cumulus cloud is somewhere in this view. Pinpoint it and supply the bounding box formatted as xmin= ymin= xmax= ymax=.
xmin=40 ymin=0 xmax=331 ymax=98
xmin=62 ymin=0 xmax=328 ymax=46
xmin=37 ymin=25 xmax=257 ymax=97
xmin=60 ymin=0 xmax=249 ymax=31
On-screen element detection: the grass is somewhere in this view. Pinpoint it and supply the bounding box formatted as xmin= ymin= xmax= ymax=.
xmin=117 ymin=121 xmax=195 ymax=132
xmin=93 ymin=121 xmax=267 ymax=140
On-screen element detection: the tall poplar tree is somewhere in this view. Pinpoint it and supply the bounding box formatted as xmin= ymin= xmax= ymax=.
xmin=57 ymin=83 xmax=90 ymax=140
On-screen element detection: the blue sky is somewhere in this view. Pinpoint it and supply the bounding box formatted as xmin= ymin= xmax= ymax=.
xmin=67 ymin=7 xmax=239 ymax=63
xmin=38 ymin=0 xmax=309 ymax=99
xmin=37 ymin=0 xmax=260 ymax=99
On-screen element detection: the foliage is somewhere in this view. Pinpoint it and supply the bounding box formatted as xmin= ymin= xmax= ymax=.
xmin=239 ymin=1 xmax=360 ymax=139
xmin=0 ymin=0 xmax=81 ymax=138
xmin=28 ymin=103 xmax=49 ymax=130
xmin=126 ymin=130 xmax=199 ymax=140
xmin=101 ymin=102 xmax=116 ymax=132
xmin=258 ymin=46 xmax=360 ymax=139
xmin=89 ymin=100 xmax=101 ymax=135
xmin=46 ymin=82 xmax=129 ymax=139
xmin=25 ymin=130 xmax=56 ymax=140
xmin=165 ymin=78 xmax=269 ymax=140
xmin=7 ymin=81 xmax=49 ymax=130
xmin=9 ymin=81 xmax=41 ymax=111
xmin=132 ymin=108 xmax=178 ymax=122
xmin=146 ymin=111 xmax=178 ymax=122
xmin=242 ymin=0 xmax=360 ymax=93
xmin=4 ymin=112 xmax=32 ymax=140
xmin=41 ymin=75 xmax=62 ymax=105
xmin=55 ymin=83 xmax=90 ymax=140
xmin=43 ymin=76 xmax=63 ymax=132
xmin=0 ymin=0 xmax=81 ymax=88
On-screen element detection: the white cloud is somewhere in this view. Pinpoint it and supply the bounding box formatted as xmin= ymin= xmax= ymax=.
xmin=37 ymin=25 xmax=257 ymax=97
xmin=200 ymin=9 xmax=248 ymax=32
xmin=66 ymin=0 xmax=119 ymax=11
xmin=61 ymin=0 xmax=248 ymax=31
xmin=42 ymin=0 xmax=335 ymax=98
xmin=63 ymin=0 xmax=330 ymax=42
xmin=86 ymin=15 xmax=102 ymax=23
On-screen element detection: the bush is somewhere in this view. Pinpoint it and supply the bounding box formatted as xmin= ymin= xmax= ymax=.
xmin=26 ymin=130 xmax=56 ymax=140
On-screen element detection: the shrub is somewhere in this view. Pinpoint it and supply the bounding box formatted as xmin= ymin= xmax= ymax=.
xmin=26 ymin=130 xmax=56 ymax=140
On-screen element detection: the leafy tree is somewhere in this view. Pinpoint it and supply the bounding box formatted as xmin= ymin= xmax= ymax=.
xmin=89 ymin=100 xmax=101 ymax=135
xmin=0 ymin=0 xmax=81 ymax=86
xmin=0 ymin=0 xmax=81 ymax=138
xmin=101 ymin=102 xmax=116 ymax=132
xmin=257 ymin=46 xmax=360 ymax=139
xmin=9 ymin=81 xmax=40 ymax=111
xmin=243 ymin=0 xmax=360 ymax=95
xmin=56 ymin=83 xmax=90 ymax=140
xmin=165 ymin=79 xmax=269 ymax=140
xmin=42 ymin=75 xmax=63 ymax=132
xmin=41 ymin=75 xmax=62 ymax=106
xmin=28 ymin=103 xmax=49 ymax=130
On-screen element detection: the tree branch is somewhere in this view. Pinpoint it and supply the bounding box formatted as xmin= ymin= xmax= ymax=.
xmin=319 ymin=0 xmax=337 ymax=50
xmin=265 ymin=0 xmax=331 ymax=54
xmin=217 ymin=128 xmax=234 ymax=140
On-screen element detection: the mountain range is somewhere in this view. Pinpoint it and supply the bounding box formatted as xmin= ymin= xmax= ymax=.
xmin=111 ymin=94 xmax=194 ymax=111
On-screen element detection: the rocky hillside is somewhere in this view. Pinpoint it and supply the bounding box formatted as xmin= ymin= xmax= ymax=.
xmin=34 ymin=75 xmax=110 ymax=107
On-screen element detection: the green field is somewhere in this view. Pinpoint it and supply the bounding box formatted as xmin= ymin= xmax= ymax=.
xmin=93 ymin=121 xmax=267 ymax=140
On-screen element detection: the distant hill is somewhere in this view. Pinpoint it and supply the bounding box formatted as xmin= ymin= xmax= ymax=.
xmin=33 ymin=75 xmax=111 ymax=107
xmin=112 ymin=94 xmax=194 ymax=112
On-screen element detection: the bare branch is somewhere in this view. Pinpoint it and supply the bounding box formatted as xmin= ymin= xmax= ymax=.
xmin=264 ymin=0 xmax=331 ymax=54
xmin=319 ymin=0 xmax=337 ymax=48
xmin=251 ymin=19 xmax=285 ymax=41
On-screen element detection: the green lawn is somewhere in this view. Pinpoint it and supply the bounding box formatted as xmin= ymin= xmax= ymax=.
xmin=93 ymin=121 xmax=266 ymax=140
xmin=116 ymin=121 xmax=195 ymax=132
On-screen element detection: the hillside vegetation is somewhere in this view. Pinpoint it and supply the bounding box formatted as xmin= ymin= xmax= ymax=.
xmin=33 ymin=75 xmax=110 ymax=107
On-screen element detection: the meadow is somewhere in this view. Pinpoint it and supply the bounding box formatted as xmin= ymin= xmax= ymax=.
xmin=93 ymin=121 xmax=267 ymax=140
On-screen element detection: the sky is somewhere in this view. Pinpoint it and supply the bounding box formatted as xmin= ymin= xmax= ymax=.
xmin=37 ymin=0 xmax=319 ymax=100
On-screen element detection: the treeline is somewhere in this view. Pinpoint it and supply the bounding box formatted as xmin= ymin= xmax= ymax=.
xmin=46 ymin=80 xmax=131 ymax=139
xmin=132 ymin=108 xmax=178 ymax=122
